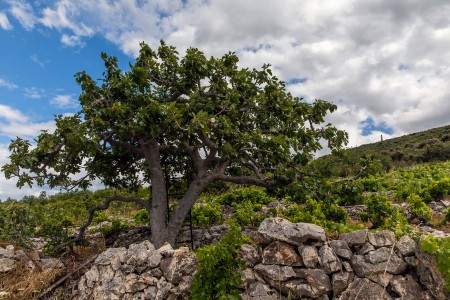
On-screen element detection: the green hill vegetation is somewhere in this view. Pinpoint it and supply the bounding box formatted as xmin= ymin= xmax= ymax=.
xmin=320 ymin=124 xmax=450 ymax=177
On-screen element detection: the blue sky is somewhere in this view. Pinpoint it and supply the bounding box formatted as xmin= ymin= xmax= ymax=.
xmin=1 ymin=0 xmax=450 ymax=199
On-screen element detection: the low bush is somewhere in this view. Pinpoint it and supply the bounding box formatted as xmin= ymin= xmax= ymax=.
xmin=132 ymin=209 xmax=150 ymax=225
xmin=190 ymin=220 xmax=248 ymax=300
xmin=191 ymin=202 xmax=224 ymax=227
xmin=407 ymin=194 xmax=432 ymax=221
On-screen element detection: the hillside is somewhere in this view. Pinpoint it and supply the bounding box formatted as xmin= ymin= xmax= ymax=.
xmin=320 ymin=124 xmax=450 ymax=177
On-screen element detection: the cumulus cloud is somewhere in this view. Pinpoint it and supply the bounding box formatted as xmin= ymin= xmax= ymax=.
xmin=24 ymin=87 xmax=45 ymax=99
xmin=0 ymin=105 xmax=57 ymax=200
xmin=4 ymin=0 xmax=450 ymax=146
xmin=0 ymin=104 xmax=55 ymax=139
xmin=0 ymin=11 xmax=12 ymax=30
xmin=50 ymin=94 xmax=78 ymax=108
xmin=7 ymin=0 xmax=36 ymax=31
xmin=0 ymin=78 xmax=17 ymax=89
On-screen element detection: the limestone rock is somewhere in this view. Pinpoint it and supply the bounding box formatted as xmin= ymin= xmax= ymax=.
xmin=329 ymin=240 xmax=352 ymax=260
xmin=356 ymin=242 xmax=375 ymax=255
xmin=284 ymin=280 xmax=317 ymax=299
xmin=319 ymin=244 xmax=342 ymax=274
xmin=368 ymin=272 xmax=393 ymax=287
xmin=340 ymin=277 xmax=393 ymax=300
xmin=0 ymin=258 xmax=15 ymax=272
xmin=258 ymin=218 xmax=326 ymax=246
xmin=390 ymin=274 xmax=424 ymax=300
xmin=295 ymin=268 xmax=332 ymax=295
xmin=299 ymin=245 xmax=319 ymax=268
xmin=350 ymin=253 xmax=407 ymax=277
xmin=367 ymin=230 xmax=395 ymax=248
xmin=0 ymin=247 xmax=15 ymax=259
xmin=160 ymin=251 xmax=198 ymax=284
xmin=365 ymin=247 xmax=391 ymax=264
xmin=254 ymin=264 xmax=296 ymax=282
xmin=240 ymin=244 xmax=261 ymax=267
xmin=241 ymin=268 xmax=257 ymax=287
xmin=332 ymin=271 xmax=353 ymax=296
xmin=95 ymin=247 xmax=127 ymax=265
xmin=396 ymin=235 xmax=416 ymax=256
xmin=157 ymin=243 xmax=174 ymax=258
xmin=262 ymin=241 xmax=302 ymax=266
xmin=416 ymin=242 xmax=447 ymax=300
xmin=40 ymin=258 xmax=64 ymax=269
xmin=241 ymin=282 xmax=278 ymax=300
xmin=339 ymin=229 xmax=368 ymax=247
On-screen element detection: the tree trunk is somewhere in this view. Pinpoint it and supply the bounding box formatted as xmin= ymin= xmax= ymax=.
xmin=145 ymin=140 xmax=170 ymax=248
xmin=165 ymin=173 xmax=213 ymax=245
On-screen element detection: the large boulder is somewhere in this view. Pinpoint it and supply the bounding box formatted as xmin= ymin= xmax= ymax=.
xmin=258 ymin=218 xmax=326 ymax=246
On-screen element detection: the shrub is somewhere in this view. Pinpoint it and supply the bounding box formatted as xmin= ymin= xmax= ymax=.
xmin=282 ymin=200 xmax=349 ymax=233
xmin=99 ymin=219 xmax=129 ymax=239
xmin=407 ymin=194 xmax=432 ymax=221
xmin=428 ymin=178 xmax=450 ymax=201
xmin=38 ymin=216 xmax=74 ymax=255
xmin=233 ymin=200 xmax=265 ymax=227
xmin=93 ymin=210 xmax=109 ymax=224
xmin=217 ymin=186 xmax=273 ymax=206
xmin=0 ymin=203 xmax=40 ymax=248
xmin=360 ymin=194 xmax=411 ymax=236
xmin=132 ymin=209 xmax=150 ymax=225
xmin=190 ymin=221 xmax=248 ymax=300
xmin=191 ymin=202 xmax=224 ymax=227
xmin=361 ymin=194 xmax=393 ymax=228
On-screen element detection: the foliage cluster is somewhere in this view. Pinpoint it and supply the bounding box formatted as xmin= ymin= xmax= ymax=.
xmin=421 ymin=235 xmax=450 ymax=291
xmin=190 ymin=221 xmax=249 ymax=300
xmin=0 ymin=188 xmax=146 ymax=253
xmin=359 ymin=194 xmax=411 ymax=237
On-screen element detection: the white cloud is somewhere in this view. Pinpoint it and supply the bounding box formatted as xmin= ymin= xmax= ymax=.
xmin=7 ymin=0 xmax=36 ymax=31
xmin=4 ymin=0 xmax=450 ymax=147
xmin=30 ymin=54 xmax=45 ymax=67
xmin=0 ymin=11 xmax=12 ymax=30
xmin=0 ymin=105 xmax=57 ymax=200
xmin=24 ymin=87 xmax=45 ymax=99
xmin=0 ymin=104 xmax=55 ymax=139
xmin=0 ymin=78 xmax=17 ymax=89
xmin=50 ymin=94 xmax=78 ymax=108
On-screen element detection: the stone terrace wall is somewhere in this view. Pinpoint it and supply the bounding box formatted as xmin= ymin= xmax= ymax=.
xmin=76 ymin=217 xmax=447 ymax=300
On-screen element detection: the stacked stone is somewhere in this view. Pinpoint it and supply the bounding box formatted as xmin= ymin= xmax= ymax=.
xmin=0 ymin=244 xmax=64 ymax=273
xmin=77 ymin=241 xmax=197 ymax=300
xmin=241 ymin=218 xmax=446 ymax=300
xmin=76 ymin=217 xmax=447 ymax=300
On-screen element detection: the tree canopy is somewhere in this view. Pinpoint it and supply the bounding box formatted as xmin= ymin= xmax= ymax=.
xmin=2 ymin=41 xmax=347 ymax=246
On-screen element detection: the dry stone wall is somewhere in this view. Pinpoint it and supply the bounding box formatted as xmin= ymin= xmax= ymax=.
xmin=76 ymin=217 xmax=448 ymax=300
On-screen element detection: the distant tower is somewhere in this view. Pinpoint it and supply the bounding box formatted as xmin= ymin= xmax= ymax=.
xmin=381 ymin=135 xmax=383 ymax=142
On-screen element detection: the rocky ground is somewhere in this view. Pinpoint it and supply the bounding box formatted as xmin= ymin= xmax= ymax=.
xmin=0 ymin=199 xmax=449 ymax=300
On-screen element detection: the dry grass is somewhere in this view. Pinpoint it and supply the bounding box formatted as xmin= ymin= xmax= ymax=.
xmin=0 ymin=259 xmax=63 ymax=300
xmin=0 ymin=236 xmax=105 ymax=300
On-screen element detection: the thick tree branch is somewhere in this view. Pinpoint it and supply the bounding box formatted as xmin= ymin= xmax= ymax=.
xmin=214 ymin=174 xmax=276 ymax=187
xmin=105 ymin=137 xmax=144 ymax=157
xmin=55 ymin=195 xmax=151 ymax=252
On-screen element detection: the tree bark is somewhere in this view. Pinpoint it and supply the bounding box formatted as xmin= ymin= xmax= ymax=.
xmin=165 ymin=172 xmax=214 ymax=244
xmin=145 ymin=140 xmax=170 ymax=248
